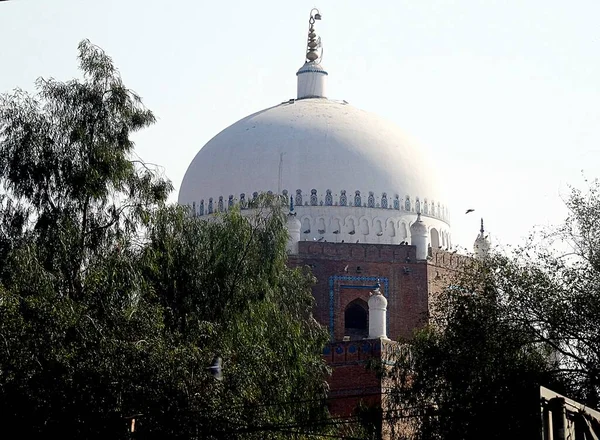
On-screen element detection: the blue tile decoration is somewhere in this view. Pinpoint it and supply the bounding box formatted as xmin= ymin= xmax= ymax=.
xmin=354 ymin=190 xmax=361 ymax=207
xmin=325 ymin=189 xmax=333 ymax=206
xmin=348 ymin=344 xmax=357 ymax=354
xmin=367 ymin=191 xmax=375 ymax=208
xmin=328 ymin=275 xmax=389 ymax=340
xmin=310 ymin=189 xmax=318 ymax=206
xmin=189 ymin=189 xmax=449 ymax=222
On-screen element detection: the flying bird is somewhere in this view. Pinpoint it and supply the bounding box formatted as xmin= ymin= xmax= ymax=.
xmin=303 ymin=229 xmax=311 ymax=234
xmin=333 ymin=230 xmax=340 ymax=234
xmin=465 ymin=209 xmax=475 ymax=214
xmin=376 ymin=232 xmax=383 ymax=236
xmin=318 ymin=229 xmax=326 ymax=234
xmin=348 ymin=230 xmax=356 ymax=235
xmin=317 ymin=237 xmax=325 ymax=242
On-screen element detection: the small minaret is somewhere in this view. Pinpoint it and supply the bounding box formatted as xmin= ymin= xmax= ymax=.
xmin=473 ymin=218 xmax=491 ymax=259
xmin=286 ymin=195 xmax=301 ymax=254
xmin=296 ymin=9 xmax=328 ymax=99
xmin=410 ymin=213 xmax=429 ymax=260
xmin=368 ymin=281 xmax=388 ymax=339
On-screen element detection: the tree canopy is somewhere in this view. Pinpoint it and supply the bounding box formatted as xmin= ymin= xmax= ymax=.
xmin=0 ymin=40 xmax=331 ymax=439
xmin=385 ymin=180 xmax=600 ymax=439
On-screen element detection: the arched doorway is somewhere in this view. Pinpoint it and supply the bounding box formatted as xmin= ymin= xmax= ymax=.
xmin=430 ymin=228 xmax=440 ymax=249
xmin=344 ymin=299 xmax=368 ymax=340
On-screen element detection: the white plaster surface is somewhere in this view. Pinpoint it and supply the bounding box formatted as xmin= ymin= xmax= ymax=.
xmin=179 ymin=97 xmax=451 ymax=245
xmin=368 ymin=290 xmax=388 ymax=339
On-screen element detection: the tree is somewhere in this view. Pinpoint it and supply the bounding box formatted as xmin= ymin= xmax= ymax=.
xmin=0 ymin=41 xmax=331 ymax=439
xmin=385 ymin=180 xmax=600 ymax=439
xmin=504 ymin=179 xmax=600 ymax=407
xmin=385 ymin=260 xmax=555 ymax=439
xmin=139 ymin=201 xmax=332 ymax=439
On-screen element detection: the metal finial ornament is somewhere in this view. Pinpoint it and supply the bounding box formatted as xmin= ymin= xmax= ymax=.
xmin=289 ymin=193 xmax=296 ymax=216
xmin=480 ymin=218 xmax=485 ymax=234
xmin=306 ymin=8 xmax=322 ymax=63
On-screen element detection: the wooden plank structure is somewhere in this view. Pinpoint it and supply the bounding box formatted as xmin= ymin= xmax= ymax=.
xmin=540 ymin=386 xmax=600 ymax=440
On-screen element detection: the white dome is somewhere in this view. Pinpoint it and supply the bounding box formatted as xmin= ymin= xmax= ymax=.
xmin=179 ymin=98 xmax=448 ymax=219
xmin=410 ymin=214 xmax=428 ymax=235
xmin=178 ymin=12 xmax=452 ymax=247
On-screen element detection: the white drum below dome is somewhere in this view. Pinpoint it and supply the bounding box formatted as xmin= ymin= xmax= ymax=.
xmin=291 ymin=205 xmax=450 ymax=248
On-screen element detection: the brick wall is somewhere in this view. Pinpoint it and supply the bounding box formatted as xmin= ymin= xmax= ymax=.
xmin=322 ymin=339 xmax=399 ymax=418
xmin=290 ymin=242 xmax=430 ymax=341
xmin=288 ymin=242 xmax=470 ymax=432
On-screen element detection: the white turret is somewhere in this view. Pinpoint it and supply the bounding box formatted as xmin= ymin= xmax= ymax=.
xmin=473 ymin=218 xmax=491 ymax=259
xmin=410 ymin=213 xmax=429 ymax=260
xmin=368 ymin=281 xmax=388 ymax=339
xmin=286 ymin=196 xmax=301 ymax=254
xmin=297 ymin=9 xmax=328 ymax=99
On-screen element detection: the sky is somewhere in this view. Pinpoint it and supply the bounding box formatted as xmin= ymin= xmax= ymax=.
xmin=2 ymin=0 xmax=600 ymax=250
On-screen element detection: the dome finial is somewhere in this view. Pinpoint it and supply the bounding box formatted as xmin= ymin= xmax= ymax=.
xmin=289 ymin=193 xmax=296 ymax=216
xmin=296 ymin=9 xmax=328 ymax=99
xmin=306 ymin=8 xmax=322 ymax=63
xmin=474 ymin=218 xmax=491 ymax=259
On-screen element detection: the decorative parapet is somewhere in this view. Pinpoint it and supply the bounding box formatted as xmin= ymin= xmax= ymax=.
xmin=188 ymin=188 xmax=450 ymax=222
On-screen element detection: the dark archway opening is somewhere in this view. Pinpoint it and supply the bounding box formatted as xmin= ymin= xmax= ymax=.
xmin=344 ymin=300 xmax=368 ymax=340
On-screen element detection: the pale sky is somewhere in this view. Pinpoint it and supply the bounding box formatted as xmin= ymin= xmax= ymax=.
xmin=2 ymin=0 xmax=600 ymax=250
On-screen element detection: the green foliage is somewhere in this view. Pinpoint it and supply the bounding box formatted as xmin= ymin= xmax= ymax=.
xmin=140 ymin=203 xmax=331 ymax=438
xmin=387 ymin=264 xmax=553 ymax=439
xmin=387 ymin=180 xmax=600 ymax=439
xmin=0 ymin=41 xmax=330 ymax=439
